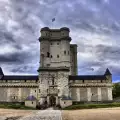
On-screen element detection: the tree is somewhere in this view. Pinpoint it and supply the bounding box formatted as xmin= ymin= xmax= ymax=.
xmin=112 ymin=83 xmax=120 ymax=98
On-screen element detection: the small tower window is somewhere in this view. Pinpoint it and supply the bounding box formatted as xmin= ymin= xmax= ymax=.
xmin=32 ymin=101 xmax=33 ymax=104
xmin=51 ymin=55 xmax=52 ymax=58
xmin=101 ymin=80 xmax=102 ymax=83
xmin=25 ymin=80 xmax=26 ymax=82
xmin=39 ymin=89 xmax=40 ymax=93
xmin=83 ymin=80 xmax=84 ymax=83
xmin=35 ymin=90 xmax=36 ymax=92
xmin=57 ymin=55 xmax=59 ymax=58
xmin=47 ymin=52 xmax=50 ymax=57
xmin=64 ymin=50 xmax=66 ymax=55
xmin=51 ymin=43 xmax=52 ymax=45
xmin=57 ymin=43 xmax=59 ymax=45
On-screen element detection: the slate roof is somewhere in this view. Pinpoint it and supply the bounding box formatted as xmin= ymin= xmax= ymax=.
xmin=61 ymin=96 xmax=72 ymax=100
xmin=26 ymin=95 xmax=37 ymax=101
xmin=0 ymin=67 xmax=4 ymax=75
xmin=104 ymin=68 xmax=112 ymax=75
xmin=69 ymin=75 xmax=106 ymax=80
xmin=1 ymin=75 xmax=38 ymax=80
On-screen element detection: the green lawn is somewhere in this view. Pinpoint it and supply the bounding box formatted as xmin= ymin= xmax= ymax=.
xmin=63 ymin=102 xmax=120 ymax=110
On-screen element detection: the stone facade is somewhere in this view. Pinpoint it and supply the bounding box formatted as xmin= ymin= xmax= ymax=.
xmin=0 ymin=27 xmax=113 ymax=108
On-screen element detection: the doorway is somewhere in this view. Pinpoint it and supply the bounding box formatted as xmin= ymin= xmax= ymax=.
xmin=49 ymin=96 xmax=56 ymax=107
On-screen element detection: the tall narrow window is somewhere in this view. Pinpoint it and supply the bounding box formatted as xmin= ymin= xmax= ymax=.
xmin=64 ymin=50 xmax=66 ymax=55
xmin=39 ymin=89 xmax=40 ymax=93
xmin=47 ymin=52 xmax=50 ymax=57
xmin=57 ymin=55 xmax=59 ymax=58
xmin=52 ymin=76 xmax=54 ymax=85
xmin=83 ymin=80 xmax=84 ymax=83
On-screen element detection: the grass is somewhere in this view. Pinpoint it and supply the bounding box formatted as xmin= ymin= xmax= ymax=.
xmin=63 ymin=102 xmax=120 ymax=110
xmin=0 ymin=103 xmax=36 ymax=110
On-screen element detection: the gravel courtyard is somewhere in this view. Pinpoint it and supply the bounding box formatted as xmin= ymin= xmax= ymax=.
xmin=0 ymin=107 xmax=120 ymax=120
xmin=62 ymin=107 xmax=120 ymax=120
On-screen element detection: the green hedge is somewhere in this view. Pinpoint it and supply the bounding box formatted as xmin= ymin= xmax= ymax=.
xmin=0 ymin=103 xmax=36 ymax=110
xmin=63 ymin=102 xmax=120 ymax=110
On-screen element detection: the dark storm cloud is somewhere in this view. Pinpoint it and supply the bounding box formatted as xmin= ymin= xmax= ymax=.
xmin=0 ymin=0 xmax=120 ymax=77
xmin=0 ymin=51 xmax=30 ymax=63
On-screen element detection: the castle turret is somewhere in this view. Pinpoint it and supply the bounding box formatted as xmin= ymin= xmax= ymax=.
xmin=104 ymin=68 xmax=112 ymax=82
xmin=0 ymin=67 xmax=4 ymax=79
xmin=39 ymin=27 xmax=50 ymax=67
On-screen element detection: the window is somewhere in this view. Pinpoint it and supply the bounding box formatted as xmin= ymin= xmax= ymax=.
xmin=39 ymin=89 xmax=40 ymax=93
xmin=57 ymin=55 xmax=59 ymax=58
xmin=101 ymin=80 xmax=102 ymax=83
xmin=32 ymin=101 xmax=33 ymax=104
xmin=64 ymin=102 xmax=66 ymax=104
xmin=46 ymin=33 xmax=47 ymax=36
xmin=51 ymin=43 xmax=52 ymax=45
xmin=47 ymin=52 xmax=50 ymax=57
xmin=25 ymin=80 xmax=26 ymax=82
xmin=64 ymin=50 xmax=66 ymax=55
xmin=57 ymin=43 xmax=59 ymax=45
xmin=14 ymin=96 xmax=16 ymax=99
xmin=51 ymin=55 xmax=52 ymax=58
xmin=83 ymin=80 xmax=84 ymax=83
xmin=35 ymin=90 xmax=36 ymax=92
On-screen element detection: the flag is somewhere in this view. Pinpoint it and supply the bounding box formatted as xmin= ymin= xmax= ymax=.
xmin=52 ymin=18 xmax=55 ymax=22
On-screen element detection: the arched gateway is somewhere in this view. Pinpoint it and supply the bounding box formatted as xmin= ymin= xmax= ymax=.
xmin=49 ymin=96 xmax=56 ymax=107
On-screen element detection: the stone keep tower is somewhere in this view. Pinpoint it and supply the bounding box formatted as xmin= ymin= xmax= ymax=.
xmin=37 ymin=27 xmax=74 ymax=106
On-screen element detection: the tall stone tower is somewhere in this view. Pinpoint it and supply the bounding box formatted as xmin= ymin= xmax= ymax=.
xmin=37 ymin=27 xmax=76 ymax=106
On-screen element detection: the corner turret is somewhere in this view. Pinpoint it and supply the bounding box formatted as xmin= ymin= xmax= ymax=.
xmin=0 ymin=67 xmax=4 ymax=79
xmin=104 ymin=68 xmax=112 ymax=82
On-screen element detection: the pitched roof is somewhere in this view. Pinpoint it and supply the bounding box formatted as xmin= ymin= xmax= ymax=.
xmin=25 ymin=95 xmax=37 ymax=101
xmin=69 ymin=75 xmax=106 ymax=80
xmin=104 ymin=68 xmax=112 ymax=75
xmin=0 ymin=67 xmax=4 ymax=75
xmin=1 ymin=75 xmax=38 ymax=80
xmin=61 ymin=96 xmax=72 ymax=100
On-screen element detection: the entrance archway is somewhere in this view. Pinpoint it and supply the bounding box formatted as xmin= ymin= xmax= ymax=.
xmin=49 ymin=96 xmax=56 ymax=107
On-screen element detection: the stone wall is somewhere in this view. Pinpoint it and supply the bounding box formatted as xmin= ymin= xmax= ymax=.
xmin=101 ymin=87 xmax=108 ymax=101
xmin=0 ymin=87 xmax=8 ymax=101
xmin=70 ymin=86 xmax=112 ymax=102
xmin=0 ymin=86 xmax=38 ymax=102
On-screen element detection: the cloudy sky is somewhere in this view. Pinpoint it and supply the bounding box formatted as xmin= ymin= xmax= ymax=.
xmin=0 ymin=0 xmax=120 ymax=82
